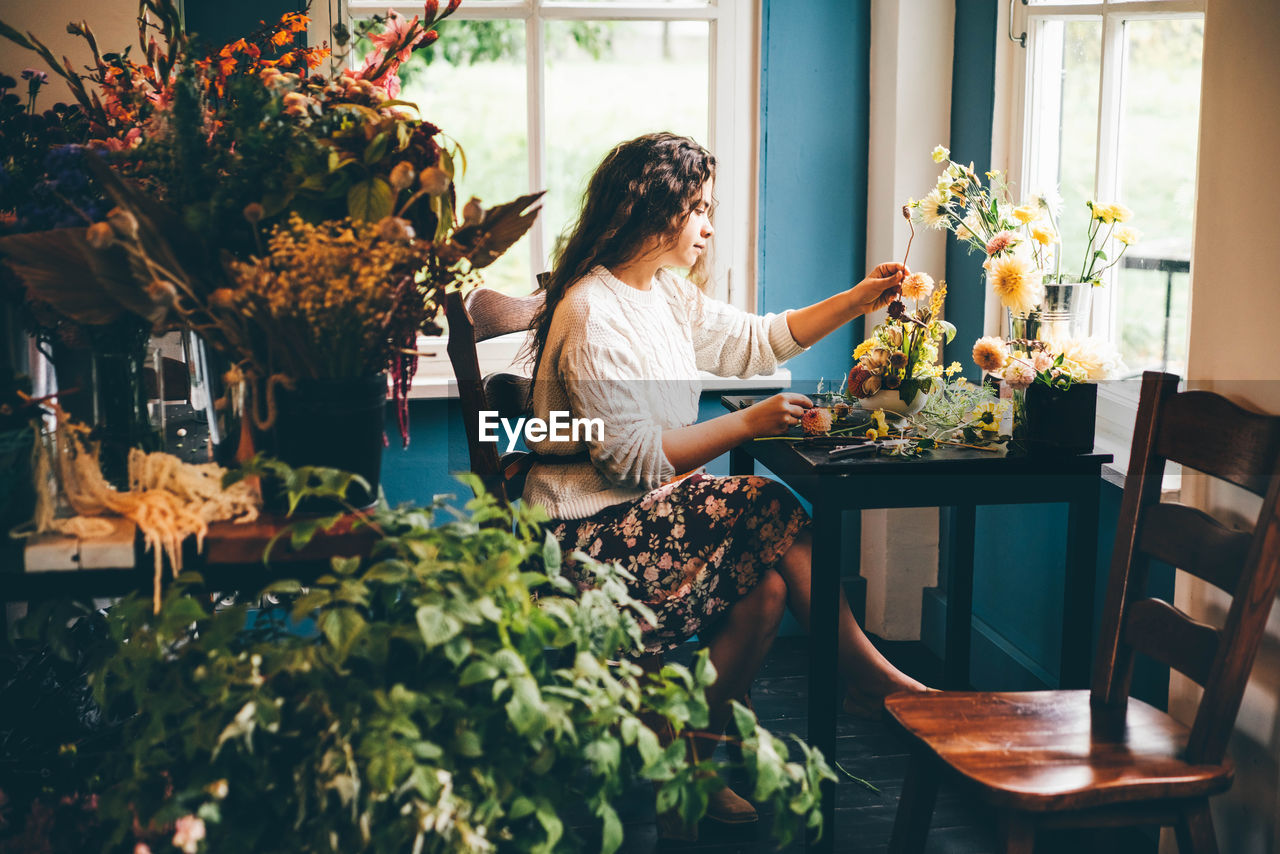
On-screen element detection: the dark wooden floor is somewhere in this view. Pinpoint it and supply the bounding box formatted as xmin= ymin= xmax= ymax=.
xmin=600 ymin=636 xmax=1158 ymax=854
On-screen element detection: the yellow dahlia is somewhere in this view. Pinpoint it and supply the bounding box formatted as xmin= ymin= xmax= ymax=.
xmin=853 ymin=338 xmax=877 ymax=359
xmin=1115 ymin=226 xmax=1140 ymax=245
xmin=983 ymin=251 xmax=1044 ymax=315
xmin=1013 ymin=205 xmax=1039 ymax=224
xmin=972 ymin=336 xmax=1008 ymax=373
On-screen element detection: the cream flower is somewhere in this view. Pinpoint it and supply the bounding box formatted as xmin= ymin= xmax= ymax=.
xmin=1057 ymin=336 xmax=1123 ymax=382
xmin=1013 ymin=205 xmax=1039 ymax=224
xmin=173 ymin=816 xmax=206 ymax=854
xmin=931 ymin=145 xmax=950 ymax=163
xmin=972 ymin=336 xmax=1008 ymax=373
xmin=983 ymin=250 xmax=1044 ymax=315
xmin=900 ymin=272 xmax=935 ymax=301
xmin=917 ymin=187 xmax=952 ymax=229
xmin=1003 ymin=359 xmax=1036 ymax=390
xmin=1115 ymin=226 xmax=1140 ymax=245
xmin=955 ymin=210 xmax=982 ymax=243
xmin=1032 ymin=350 xmax=1055 ymax=372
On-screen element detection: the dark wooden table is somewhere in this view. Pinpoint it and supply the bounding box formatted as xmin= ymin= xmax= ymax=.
xmin=721 ymin=394 xmax=1111 ymax=854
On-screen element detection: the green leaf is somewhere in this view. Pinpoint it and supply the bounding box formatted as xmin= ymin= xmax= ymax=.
xmin=596 ymin=801 xmax=623 ymax=854
xmin=937 ymin=319 xmax=957 ymax=344
xmin=347 ymin=177 xmax=393 ymax=222
xmin=542 ymin=531 xmax=562 ymax=575
xmin=509 ymin=797 xmax=536 ymax=820
xmin=363 ymin=131 xmax=391 ymax=165
xmin=415 ymin=605 xmax=462 ymax=648
xmin=455 ymin=727 xmax=483 ymax=757
xmin=533 ymin=801 xmax=564 ymax=854
xmin=320 ymin=607 xmax=366 ymax=661
xmin=459 ymin=660 xmax=500 ymax=686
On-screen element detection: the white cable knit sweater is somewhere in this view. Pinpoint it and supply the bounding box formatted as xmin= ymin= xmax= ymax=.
xmin=523 ymin=265 xmax=805 ymax=519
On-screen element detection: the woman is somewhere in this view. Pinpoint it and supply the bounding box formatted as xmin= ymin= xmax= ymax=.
xmin=524 ymin=132 xmax=927 ymax=827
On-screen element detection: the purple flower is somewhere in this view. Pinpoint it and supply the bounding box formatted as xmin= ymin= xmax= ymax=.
xmin=20 ymin=68 xmax=48 ymax=84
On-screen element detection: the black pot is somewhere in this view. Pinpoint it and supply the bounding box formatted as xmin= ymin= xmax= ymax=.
xmin=1022 ymin=382 xmax=1097 ymax=455
xmin=257 ymin=373 xmax=388 ymax=513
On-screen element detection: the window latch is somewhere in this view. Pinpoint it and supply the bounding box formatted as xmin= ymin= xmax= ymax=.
xmin=1008 ymin=0 xmax=1028 ymax=48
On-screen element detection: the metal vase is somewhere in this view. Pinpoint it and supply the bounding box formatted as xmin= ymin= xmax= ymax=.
xmin=1002 ymin=278 xmax=1093 ymax=342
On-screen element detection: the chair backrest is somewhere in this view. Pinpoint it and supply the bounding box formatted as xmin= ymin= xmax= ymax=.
xmin=444 ymin=281 xmax=546 ymax=506
xmin=1091 ymin=371 xmax=1280 ymax=764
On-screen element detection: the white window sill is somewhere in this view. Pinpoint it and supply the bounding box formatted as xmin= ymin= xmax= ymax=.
xmin=406 ymin=333 xmax=793 ymax=400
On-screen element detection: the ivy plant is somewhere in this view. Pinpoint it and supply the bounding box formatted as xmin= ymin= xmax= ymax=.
xmin=61 ymin=468 xmax=834 ymax=852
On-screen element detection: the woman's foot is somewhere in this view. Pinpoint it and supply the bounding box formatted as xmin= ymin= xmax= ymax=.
xmin=842 ymin=674 xmax=932 ymax=719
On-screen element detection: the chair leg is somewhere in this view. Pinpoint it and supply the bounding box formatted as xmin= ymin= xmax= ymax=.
xmin=889 ymin=749 xmax=940 ymax=854
xmin=1174 ymin=799 xmax=1218 ymax=854
xmin=998 ymin=811 xmax=1036 ymax=854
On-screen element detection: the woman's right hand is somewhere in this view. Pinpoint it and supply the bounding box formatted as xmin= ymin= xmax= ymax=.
xmin=742 ymin=392 xmax=814 ymax=437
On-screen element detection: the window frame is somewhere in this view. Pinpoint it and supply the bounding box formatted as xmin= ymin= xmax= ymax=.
xmin=1000 ymin=0 xmax=1204 ymax=448
xmin=314 ymin=1 xmax=760 ymax=386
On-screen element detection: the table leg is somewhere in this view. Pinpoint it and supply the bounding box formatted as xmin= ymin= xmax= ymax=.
xmin=807 ymin=501 xmax=841 ymax=853
xmin=1061 ymin=477 xmax=1100 ymax=688
xmin=729 ymin=446 xmax=752 ymax=476
xmin=944 ymin=504 xmax=976 ymax=690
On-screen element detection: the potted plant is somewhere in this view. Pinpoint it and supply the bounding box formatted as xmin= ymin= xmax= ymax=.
xmin=7 ymin=471 xmax=835 ymax=852
xmin=971 ymin=333 xmax=1123 ymax=453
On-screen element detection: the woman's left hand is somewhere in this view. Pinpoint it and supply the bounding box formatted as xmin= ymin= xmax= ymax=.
xmin=851 ymin=262 xmax=910 ymax=312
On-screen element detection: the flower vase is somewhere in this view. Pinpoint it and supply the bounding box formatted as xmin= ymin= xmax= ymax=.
xmin=1015 ymin=382 xmax=1098 ymax=455
xmin=860 ymin=386 xmax=929 ymax=417
xmin=254 ymin=373 xmax=388 ymax=513
xmin=998 ymin=276 xmax=1093 ymax=343
xmin=53 ymin=320 xmax=160 ymax=487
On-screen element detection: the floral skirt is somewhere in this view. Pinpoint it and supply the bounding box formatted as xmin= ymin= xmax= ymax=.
xmin=547 ymin=474 xmax=810 ymax=653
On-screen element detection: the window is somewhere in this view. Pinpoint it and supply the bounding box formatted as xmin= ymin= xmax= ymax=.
xmin=1008 ymin=0 xmax=1204 ymax=439
xmin=328 ymin=0 xmax=758 ymax=310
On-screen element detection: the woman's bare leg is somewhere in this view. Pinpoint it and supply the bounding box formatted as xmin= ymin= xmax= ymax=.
xmin=777 ymin=531 xmax=928 ymax=699
xmin=700 ymin=568 xmax=788 ymax=736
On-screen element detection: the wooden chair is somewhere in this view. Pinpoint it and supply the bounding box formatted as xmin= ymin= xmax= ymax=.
xmin=886 ymin=371 xmax=1280 ymax=854
xmin=444 ymin=281 xmax=546 ymax=506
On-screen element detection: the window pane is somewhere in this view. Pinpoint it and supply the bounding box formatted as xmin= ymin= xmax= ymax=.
xmin=358 ymin=19 xmax=533 ymax=295
xmin=1113 ymin=18 xmax=1202 ymax=377
xmin=543 ymin=20 xmax=709 ymax=264
xmin=1029 ymin=19 xmax=1101 ymax=277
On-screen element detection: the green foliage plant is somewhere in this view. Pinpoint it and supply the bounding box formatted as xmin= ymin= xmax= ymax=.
xmin=73 ymin=468 xmax=833 ymax=852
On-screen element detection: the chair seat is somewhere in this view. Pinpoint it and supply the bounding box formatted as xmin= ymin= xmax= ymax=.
xmin=885 ymin=689 xmax=1233 ymax=813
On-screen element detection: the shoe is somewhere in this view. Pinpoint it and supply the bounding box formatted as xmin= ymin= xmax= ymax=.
xmin=705 ymin=783 xmax=758 ymax=826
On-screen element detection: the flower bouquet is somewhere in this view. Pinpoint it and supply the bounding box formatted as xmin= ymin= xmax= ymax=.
xmin=908 ymin=145 xmax=1140 ymax=340
xmin=846 ymin=274 xmax=955 ymax=414
xmin=971 ymin=333 xmax=1122 ymax=453
xmin=0 ymin=0 xmax=542 ymax=454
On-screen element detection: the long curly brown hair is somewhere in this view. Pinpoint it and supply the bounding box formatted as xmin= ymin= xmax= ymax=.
xmin=528 ymin=132 xmax=716 ymax=378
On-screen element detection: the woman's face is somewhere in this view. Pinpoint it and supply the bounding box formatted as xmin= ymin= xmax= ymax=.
xmin=656 ymin=179 xmax=714 ymax=269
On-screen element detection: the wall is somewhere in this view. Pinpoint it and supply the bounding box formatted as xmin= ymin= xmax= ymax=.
xmin=0 ymin=2 xmax=137 ymax=103
xmin=1168 ymin=0 xmax=1280 ymax=850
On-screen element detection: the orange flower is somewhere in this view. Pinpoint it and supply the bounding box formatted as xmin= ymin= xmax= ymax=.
xmin=271 ymin=30 xmax=293 ymax=47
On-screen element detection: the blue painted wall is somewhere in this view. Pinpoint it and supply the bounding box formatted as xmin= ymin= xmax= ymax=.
xmin=759 ymin=0 xmax=869 ymax=388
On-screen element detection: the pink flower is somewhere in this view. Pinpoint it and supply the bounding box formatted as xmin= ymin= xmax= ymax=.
xmin=1003 ymin=359 xmax=1036 ymax=390
xmin=985 ymin=230 xmax=1019 ymax=256
xmin=172 ymin=815 xmax=206 ymax=854
xmin=1032 ymin=350 xmax=1054 ymax=372
xmin=367 ymin=10 xmax=422 ymax=64
xmin=134 ymin=845 xmax=152 ymax=854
